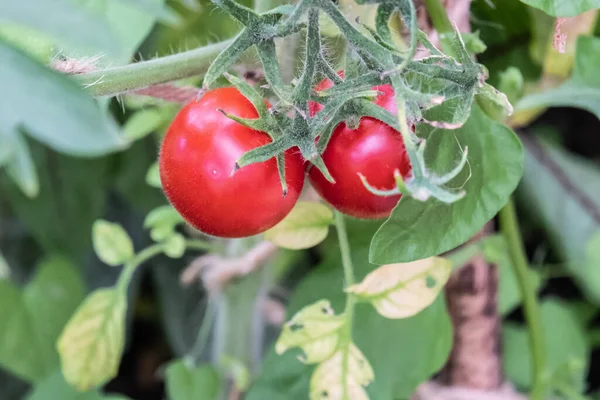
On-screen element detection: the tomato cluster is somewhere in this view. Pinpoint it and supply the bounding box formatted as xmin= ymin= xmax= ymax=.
xmin=159 ymin=78 xmax=412 ymax=238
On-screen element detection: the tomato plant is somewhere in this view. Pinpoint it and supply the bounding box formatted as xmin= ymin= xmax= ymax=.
xmin=159 ymin=87 xmax=305 ymax=238
xmin=308 ymin=76 xmax=412 ymax=219
xmin=2 ymin=0 xmax=600 ymax=400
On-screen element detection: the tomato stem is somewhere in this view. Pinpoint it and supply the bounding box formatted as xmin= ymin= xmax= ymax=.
xmin=334 ymin=210 xmax=357 ymax=399
xmin=499 ymin=198 xmax=547 ymax=400
xmin=72 ymin=40 xmax=232 ymax=97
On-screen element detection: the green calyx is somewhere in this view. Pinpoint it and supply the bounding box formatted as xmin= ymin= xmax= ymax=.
xmin=207 ymin=0 xmax=509 ymax=204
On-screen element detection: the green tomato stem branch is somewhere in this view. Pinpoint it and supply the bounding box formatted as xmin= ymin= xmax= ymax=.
xmin=499 ymin=198 xmax=547 ymax=400
xmin=117 ymin=239 xmax=215 ymax=293
xmin=334 ymin=210 xmax=357 ymax=399
xmin=424 ymin=0 xmax=454 ymax=35
xmin=73 ymin=39 xmax=233 ymax=97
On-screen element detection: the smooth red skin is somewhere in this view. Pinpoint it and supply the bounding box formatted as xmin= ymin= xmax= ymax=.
xmin=308 ymin=76 xmax=412 ymax=219
xmin=159 ymin=87 xmax=305 ymax=238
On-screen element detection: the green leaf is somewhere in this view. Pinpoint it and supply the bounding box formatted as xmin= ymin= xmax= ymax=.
xmin=146 ymin=162 xmax=162 ymax=188
xmin=516 ymin=36 xmax=600 ymax=118
xmin=0 ymin=0 xmax=119 ymax=54
xmin=0 ymin=40 xmax=127 ymax=156
xmin=67 ymin=0 xmax=168 ymax=65
xmin=370 ymin=106 xmax=523 ymax=264
xmin=347 ymin=257 xmax=451 ymax=319
xmin=0 ymin=142 xmax=111 ymax=262
xmin=92 ymin=220 xmax=135 ymax=267
xmin=27 ymin=370 xmax=130 ymax=400
xmin=144 ymin=205 xmax=184 ymax=242
xmin=504 ymin=299 xmax=588 ymax=391
xmin=248 ymin=219 xmax=452 ymax=400
xmin=265 ymin=202 xmax=334 ymax=250
xmin=4 ymin=131 xmax=39 ymax=198
xmin=0 ymin=256 xmax=85 ymax=383
xmin=519 ymin=0 xmax=600 ymax=17
xmin=518 ymin=136 xmax=600 ymax=303
xmin=163 ymin=233 xmax=186 ymax=258
xmin=122 ymin=109 xmax=168 ymax=141
xmin=0 ymin=249 xmax=9 ymax=280
xmin=309 ymin=343 xmax=374 ymax=400
xmin=57 ymin=288 xmax=127 ymax=391
xmin=165 ymin=360 xmax=221 ymax=400
xmin=275 ymin=300 xmax=346 ymax=364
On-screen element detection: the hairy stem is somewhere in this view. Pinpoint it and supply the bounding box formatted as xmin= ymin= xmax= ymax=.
xmin=499 ymin=198 xmax=547 ymax=400
xmin=73 ymin=40 xmax=233 ymax=97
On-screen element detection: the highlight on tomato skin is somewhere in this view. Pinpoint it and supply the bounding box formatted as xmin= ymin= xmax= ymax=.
xmin=308 ymin=72 xmax=413 ymax=220
xmin=159 ymin=87 xmax=306 ymax=238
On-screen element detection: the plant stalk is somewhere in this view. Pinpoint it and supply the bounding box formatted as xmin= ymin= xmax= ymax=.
xmin=73 ymin=39 xmax=233 ymax=97
xmin=334 ymin=211 xmax=357 ymax=400
xmin=424 ymin=0 xmax=454 ymax=35
xmin=499 ymin=198 xmax=547 ymax=400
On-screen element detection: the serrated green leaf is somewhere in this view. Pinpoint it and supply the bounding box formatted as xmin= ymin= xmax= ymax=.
xmin=519 ymin=0 xmax=600 ymax=17
xmin=516 ymin=36 xmax=600 ymax=118
xmin=370 ymin=106 xmax=523 ymax=264
xmin=347 ymin=257 xmax=451 ymax=319
xmin=146 ymin=162 xmax=162 ymax=188
xmin=276 ymin=300 xmax=346 ymax=364
xmin=0 ymin=41 xmax=127 ymax=156
xmin=92 ymin=220 xmax=135 ymax=266
xmin=122 ymin=109 xmax=167 ymax=141
xmin=309 ymin=343 xmax=374 ymax=400
xmin=0 ymin=257 xmax=85 ymax=383
xmin=163 ymin=233 xmax=186 ymax=258
xmin=265 ymin=202 xmax=334 ymax=250
xmin=57 ymin=288 xmax=127 ymax=391
xmin=165 ymin=361 xmax=221 ymax=400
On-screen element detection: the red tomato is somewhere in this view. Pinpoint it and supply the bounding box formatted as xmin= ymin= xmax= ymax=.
xmin=159 ymin=87 xmax=305 ymax=238
xmin=308 ymin=75 xmax=412 ymax=219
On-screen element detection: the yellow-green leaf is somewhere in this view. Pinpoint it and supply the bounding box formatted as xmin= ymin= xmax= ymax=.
xmin=275 ymin=300 xmax=345 ymax=363
xmin=146 ymin=162 xmax=161 ymax=188
xmin=92 ymin=220 xmax=134 ymax=266
xmin=347 ymin=257 xmax=451 ymax=319
xmin=57 ymin=288 xmax=127 ymax=391
xmin=310 ymin=343 xmax=374 ymax=400
xmin=163 ymin=233 xmax=186 ymax=259
xmin=265 ymin=202 xmax=333 ymax=250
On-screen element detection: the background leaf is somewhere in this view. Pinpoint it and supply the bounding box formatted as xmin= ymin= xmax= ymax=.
xmin=519 ymin=0 xmax=600 ymax=17
xmin=265 ymin=202 xmax=333 ymax=250
xmin=26 ymin=370 xmax=130 ymax=400
xmin=92 ymin=220 xmax=135 ymax=267
xmin=0 ymin=40 xmax=127 ymax=157
xmin=517 ymin=37 xmax=600 ymax=118
xmin=370 ymin=106 xmax=523 ymax=264
xmin=57 ymin=288 xmax=127 ymax=391
xmin=518 ymin=135 xmax=600 ymax=303
xmin=0 ymin=256 xmax=86 ymax=383
xmin=165 ymin=360 xmax=221 ymax=400
xmin=504 ymin=299 xmax=589 ymax=391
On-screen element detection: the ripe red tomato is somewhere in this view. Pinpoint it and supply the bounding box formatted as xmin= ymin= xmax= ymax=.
xmin=159 ymin=87 xmax=305 ymax=238
xmin=308 ymin=75 xmax=412 ymax=219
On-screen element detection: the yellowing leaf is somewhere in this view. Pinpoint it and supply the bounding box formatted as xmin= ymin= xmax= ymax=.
xmin=347 ymin=257 xmax=451 ymax=319
xmin=275 ymin=300 xmax=345 ymax=363
xmin=92 ymin=220 xmax=134 ymax=266
xmin=57 ymin=288 xmax=127 ymax=391
xmin=265 ymin=202 xmax=333 ymax=250
xmin=310 ymin=343 xmax=374 ymax=400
